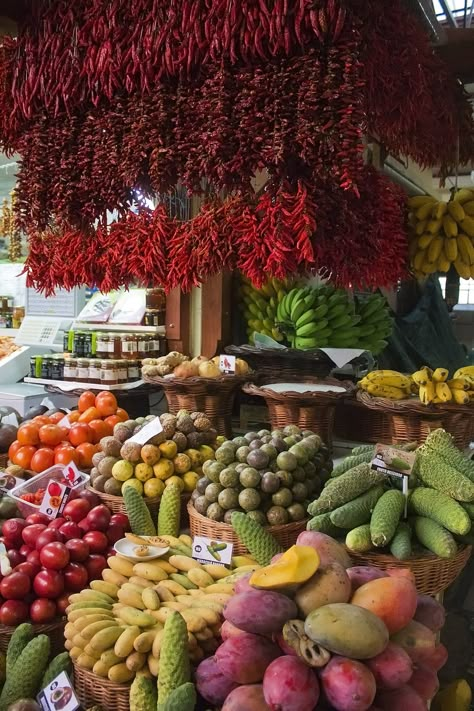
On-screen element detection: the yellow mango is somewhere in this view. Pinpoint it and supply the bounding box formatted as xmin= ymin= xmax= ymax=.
xmin=250 ymin=545 xmax=320 ymax=590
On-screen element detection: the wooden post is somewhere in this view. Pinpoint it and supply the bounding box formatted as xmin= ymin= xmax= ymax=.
xmin=200 ymin=271 xmax=233 ymax=358
xmin=165 ymin=287 xmax=190 ymax=354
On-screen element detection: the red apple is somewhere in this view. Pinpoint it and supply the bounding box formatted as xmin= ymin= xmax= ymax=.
xmin=83 ymin=531 xmax=108 ymax=554
xmin=84 ymin=554 xmax=107 ymax=581
xmin=65 ymin=538 xmax=89 ymax=562
xmin=63 ymin=562 xmax=88 ymax=592
xmin=30 ymin=598 xmax=56 ymax=623
xmin=0 ymin=571 xmax=31 ymax=600
xmin=59 ymin=521 xmax=82 ymax=541
xmin=0 ymin=599 xmax=29 ymax=625
xmin=78 ymin=518 xmax=91 ymax=534
xmin=22 ymin=524 xmax=47 ymax=548
xmin=86 ymin=505 xmax=111 ymax=532
xmin=33 ymin=569 xmax=64 ymax=599
xmin=35 ymin=528 xmax=63 ymax=551
xmin=79 ymin=489 xmax=100 ymax=509
xmin=63 ymin=498 xmax=90 ymax=523
xmin=56 ymin=593 xmax=70 ymax=615
xmin=25 ymin=513 xmax=50 ymax=526
xmin=110 ymin=513 xmax=130 ymax=531
xmin=48 ymin=517 xmax=67 ymax=530
xmin=40 ymin=542 xmax=70 ymax=570
xmin=14 ymin=561 xmax=40 ymax=579
xmin=4 ymin=519 xmax=28 ymax=548
xmin=26 ymin=550 xmax=41 ymax=568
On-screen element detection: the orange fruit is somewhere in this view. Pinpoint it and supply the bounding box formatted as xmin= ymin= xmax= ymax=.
xmin=115 ymin=407 xmax=129 ymax=422
xmin=39 ymin=424 xmax=64 ymax=447
xmin=95 ymin=392 xmax=118 ymax=417
xmin=68 ymin=411 xmax=80 ymax=423
xmin=78 ymin=406 xmax=101 ymax=423
xmin=88 ymin=419 xmax=110 ymax=443
xmin=54 ymin=446 xmax=79 ymax=466
xmin=68 ymin=423 xmax=93 ymax=446
xmin=104 ymin=415 xmax=121 ymax=429
xmin=78 ymin=391 xmax=96 ymax=413
xmin=17 ymin=423 xmax=41 ymax=446
xmin=13 ymin=445 xmax=37 ymax=469
xmin=30 ymin=447 xmax=55 ymax=473
xmin=75 ymin=442 xmax=97 ymax=468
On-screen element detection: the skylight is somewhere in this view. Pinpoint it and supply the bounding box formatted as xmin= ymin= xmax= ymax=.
xmin=433 ymin=0 xmax=474 ymax=26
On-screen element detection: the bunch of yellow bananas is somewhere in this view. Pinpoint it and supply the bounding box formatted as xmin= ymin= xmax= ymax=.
xmin=358 ymin=370 xmax=413 ymax=400
xmin=408 ymin=188 xmax=474 ymax=280
xmin=412 ymin=366 xmax=474 ymax=405
xmin=239 ymin=275 xmax=294 ymax=344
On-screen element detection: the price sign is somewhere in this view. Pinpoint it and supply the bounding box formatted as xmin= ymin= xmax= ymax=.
xmin=39 ymin=480 xmax=71 ymax=519
xmin=219 ymin=355 xmax=235 ymax=374
xmin=192 ymin=535 xmax=233 ymax=566
xmin=371 ymin=444 xmax=416 ymax=515
xmin=38 ymin=671 xmax=80 ymax=711
xmin=129 ymin=417 xmax=164 ymax=446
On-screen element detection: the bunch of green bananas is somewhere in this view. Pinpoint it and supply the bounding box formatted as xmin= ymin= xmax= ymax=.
xmin=276 ymin=284 xmax=360 ymax=349
xmin=239 ymin=276 xmax=292 ymax=344
xmin=352 ymin=294 xmax=393 ymax=355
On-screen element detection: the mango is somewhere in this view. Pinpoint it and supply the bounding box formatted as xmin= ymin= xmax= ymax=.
xmin=295 ymin=562 xmax=351 ymax=616
xmin=351 ymin=577 xmax=417 ymax=634
xmin=215 ymin=632 xmax=280 ymax=684
xmin=195 ymin=656 xmax=238 ymax=706
xmin=221 ymin=684 xmax=270 ymax=711
xmin=320 ymin=656 xmax=376 ymax=710
xmin=366 ymin=642 xmax=413 ymax=690
xmin=250 ymin=545 xmax=319 ymax=590
xmin=376 ymin=685 xmax=427 ymax=710
xmin=305 ymin=603 xmax=389 ymax=659
xmin=391 ymin=620 xmax=436 ymax=664
xmin=263 ymin=656 xmax=320 ymax=711
xmin=296 ymin=531 xmax=351 ymax=568
xmin=223 ymin=590 xmax=297 ymax=636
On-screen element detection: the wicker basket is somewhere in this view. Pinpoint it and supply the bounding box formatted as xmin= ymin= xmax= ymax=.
xmin=88 ymin=487 xmax=191 ymax=528
xmin=225 ymin=344 xmax=336 ymax=381
xmin=334 ymin=398 xmax=392 ymax=444
xmin=142 ymin=373 xmax=253 ymax=437
xmin=347 ymin=545 xmax=472 ymax=596
xmin=188 ymin=500 xmax=306 ymax=554
xmin=0 ymin=618 xmax=66 ymax=655
xmin=243 ymin=379 xmax=354 ymax=448
xmin=73 ymin=663 xmax=130 ymax=711
xmin=357 ymin=390 xmax=474 ymax=449
xmin=0 ymin=453 xmax=8 ymax=469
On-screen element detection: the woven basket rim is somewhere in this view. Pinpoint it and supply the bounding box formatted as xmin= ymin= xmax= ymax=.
xmin=0 ymin=617 xmax=65 ymax=633
xmin=357 ymin=389 xmax=474 ymax=416
xmin=142 ymin=372 xmax=254 ymax=387
xmin=225 ymin=344 xmax=334 ymax=362
xmin=187 ymin=499 xmax=308 ymax=533
xmin=346 ymin=543 xmax=471 ymax=565
xmin=86 ymin=485 xmax=161 ymax=504
xmin=73 ymin=662 xmax=131 ymax=689
xmin=244 ymin=378 xmax=354 ymax=403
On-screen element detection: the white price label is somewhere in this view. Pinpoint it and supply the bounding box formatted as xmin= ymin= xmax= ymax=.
xmin=129 ymin=417 xmax=164 ymax=446
xmin=192 ymin=536 xmax=233 ymax=566
xmin=58 ymin=414 xmax=71 ymax=429
xmin=38 ymin=671 xmax=80 ymax=711
xmin=219 ymin=354 xmax=235 ymax=374
xmin=371 ymin=444 xmax=416 ymax=517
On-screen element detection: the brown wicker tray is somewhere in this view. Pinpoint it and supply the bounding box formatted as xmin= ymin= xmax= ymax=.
xmin=188 ymin=500 xmax=306 ymax=554
xmin=357 ymin=390 xmax=474 ymax=449
xmin=142 ymin=373 xmax=253 ymax=437
xmin=243 ymin=379 xmax=354 ymax=448
xmin=0 ymin=618 xmax=66 ymax=655
xmin=73 ymin=663 xmax=130 ymax=711
xmin=334 ymin=398 xmax=392 ymax=444
xmin=0 ymin=453 xmax=8 ymax=469
xmin=347 ymin=545 xmax=472 ymax=596
xmin=88 ymin=487 xmax=191 ymax=528
xmin=226 ymin=344 xmax=335 ymax=381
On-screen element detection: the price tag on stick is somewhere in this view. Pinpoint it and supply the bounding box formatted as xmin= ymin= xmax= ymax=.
xmin=37 ymin=671 xmax=80 ymax=711
xmin=371 ymin=444 xmax=416 ymax=517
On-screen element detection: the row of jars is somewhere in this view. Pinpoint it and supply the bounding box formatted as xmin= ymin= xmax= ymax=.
xmin=64 ymin=331 xmax=165 ymax=360
xmin=30 ymin=355 xmax=141 ymax=384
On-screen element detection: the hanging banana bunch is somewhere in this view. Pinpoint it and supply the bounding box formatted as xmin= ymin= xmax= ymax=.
xmin=408 ymin=188 xmax=474 ymax=280
xmin=239 ymin=274 xmax=294 ymax=344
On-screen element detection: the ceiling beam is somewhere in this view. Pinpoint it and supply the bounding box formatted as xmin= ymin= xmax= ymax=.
xmin=467 ymin=1 xmax=474 ymax=27
xmin=438 ymin=0 xmax=458 ymax=27
xmin=410 ymin=0 xmax=448 ymax=43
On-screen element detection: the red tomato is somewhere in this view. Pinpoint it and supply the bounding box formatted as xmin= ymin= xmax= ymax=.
xmin=25 ymin=513 xmax=50 ymax=526
xmin=30 ymin=598 xmax=57 ymax=623
xmin=78 ymin=407 xmax=101 ymax=424
xmin=8 ymin=440 xmax=22 ymax=461
xmin=59 ymin=521 xmax=82 ymax=540
xmin=78 ymin=391 xmax=96 ymax=413
xmin=104 ymin=415 xmax=121 ymax=429
xmin=88 ymin=419 xmax=109 ymax=443
xmin=65 ymin=538 xmax=89 ymax=562
xmin=84 ymin=554 xmax=107 ymax=581
xmin=15 ymin=561 xmax=41 ymax=579
xmin=86 ymin=505 xmax=111 ymax=532
xmin=40 ymin=542 xmax=70 ymax=570
xmin=68 ymin=423 xmax=93 ymax=446
xmin=56 ymin=593 xmax=70 ymax=615
xmin=0 ymin=600 xmax=29 ymax=626
xmin=95 ymin=392 xmax=118 ymax=417
xmin=63 ymin=562 xmax=88 ymax=592
xmin=75 ymin=442 xmax=97 ymax=468
xmin=33 ymin=569 xmax=64 ymax=599
xmin=110 ymin=513 xmax=130 ymax=531
xmin=63 ymin=498 xmax=90 ymax=523
xmin=78 ymin=489 xmax=100 ymax=509
xmin=0 ymin=572 xmax=31 ymax=600
xmin=115 ymin=408 xmax=129 ymax=422
xmin=48 ymin=517 xmax=66 ymax=530
xmin=22 ymin=524 xmax=47 ymax=548
xmin=17 ymin=423 xmax=41 ymax=446
xmin=39 ymin=424 xmax=64 ymax=447
xmin=54 ymin=447 xmax=79 ymax=466
xmin=12 ymin=445 xmax=37 ymax=470
xmin=35 ymin=528 xmax=63 ymax=551
xmin=30 ymin=447 xmax=55 ymax=473
xmin=82 ymin=531 xmax=108 ymax=554
xmin=3 ymin=519 xmax=28 ymax=548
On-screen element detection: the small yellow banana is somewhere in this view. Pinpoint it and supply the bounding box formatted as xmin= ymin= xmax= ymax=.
xmin=448 ymin=378 xmax=470 ymax=391
xmin=426 ymin=219 xmax=442 ymax=235
xmin=416 ymin=202 xmax=437 ymax=221
xmin=365 ymin=373 xmax=412 ymax=390
xmin=432 ymin=368 xmax=449 ymax=383
xmin=448 ymin=200 xmax=466 ymax=223
xmin=366 ymin=383 xmax=407 ymax=400
xmin=454 ymin=366 xmax=474 ymax=379
xmin=436 ymin=249 xmax=450 ymax=273
xmin=452 ymin=389 xmax=470 ymax=405
xmin=417 ymin=233 xmax=434 ymax=249
xmin=443 ymin=215 xmax=458 ymax=238
xmin=427 ymin=236 xmax=443 ymax=263
xmin=435 ymin=382 xmax=452 ymax=402
xmin=432 ymin=201 xmax=448 ymax=220
xmin=413 ymin=250 xmax=426 ymax=271
xmin=461 ymin=217 xmax=474 ymax=238
xmin=408 ymin=195 xmax=436 ymax=209
xmin=444 ymin=237 xmax=458 ymax=262
xmin=412 ymin=369 xmax=430 ymax=386
xmin=453 ymin=188 xmax=474 ymax=204
xmin=457 ymin=234 xmax=474 ymax=265
xmin=415 ymin=220 xmax=428 ymax=236
xmin=464 ymin=201 xmax=474 ymax=217
xmin=419 ymin=382 xmax=435 ymax=405
xmin=454 ymin=257 xmax=471 ymax=279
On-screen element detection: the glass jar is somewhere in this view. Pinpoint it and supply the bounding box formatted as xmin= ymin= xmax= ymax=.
xmin=51 ymin=356 xmax=64 ymax=380
xmin=84 ymin=333 xmax=93 ymax=358
xmin=96 ymin=332 xmax=107 ymax=359
xmin=77 ymin=358 xmax=90 ymax=383
xmin=137 ymin=334 xmax=148 ymax=360
xmin=12 ymin=306 xmax=25 ymax=329
xmin=117 ymin=360 xmax=128 ymax=384
xmin=74 ymin=332 xmax=86 ymax=357
xmin=30 ymin=356 xmax=38 ymax=378
xmin=110 ymin=334 xmax=122 ymax=359
xmin=144 ymin=309 xmax=164 ymax=327
xmin=88 ymin=359 xmax=101 ymax=384
xmin=121 ymin=334 xmax=139 ymax=360
xmin=101 ymin=360 xmax=118 ymax=385
xmin=146 ymin=287 xmax=166 ymax=310
xmin=128 ymin=360 xmax=140 ymax=382
xmin=64 ymin=357 xmax=78 ymax=382
xmin=41 ymin=356 xmax=53 ymax=379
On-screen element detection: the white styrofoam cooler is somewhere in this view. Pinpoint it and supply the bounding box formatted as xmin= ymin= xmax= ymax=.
xmin=0 ymin=383 xmax=74 ymax=416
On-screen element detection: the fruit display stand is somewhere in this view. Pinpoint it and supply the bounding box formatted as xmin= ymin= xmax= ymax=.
xmin=346 ymin=545 xmax=472 ymax=596
xmin=73 ymin=664 xmax=130 ymax=711
xmin=243 ymin=379 xmax=354 ymax=449
xmin=356 ymin=390 xmax=474 ymax=449
xmin=87 ymin=485 xmax=191 ymax=528
xmin=0 ymin=619 xmax=66 ymax=656
xmin=334 ymin=398 xmax=392 ymax=444
xmin=188 ymin=499 xmax=306 ymax=554
xmin=141 ymin=373 xmax=253 ymax=437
